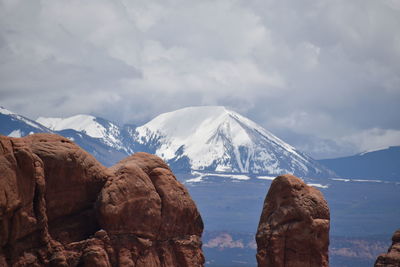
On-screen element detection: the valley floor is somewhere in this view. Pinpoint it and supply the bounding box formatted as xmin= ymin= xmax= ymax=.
xmin=177 ymin=173 xmax=400 ymax=267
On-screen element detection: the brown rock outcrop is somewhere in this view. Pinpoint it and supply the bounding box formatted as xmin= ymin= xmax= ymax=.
xmin=375 ymin=229 xmax=400 ymax=267
xmin=256 ymin=174 xmax=330 ymax=267
xmin=0 ymin=134 xmax=204 ymax=266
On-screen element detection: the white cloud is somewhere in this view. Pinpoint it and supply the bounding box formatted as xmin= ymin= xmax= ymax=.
xmin=341 ymin=128 xmax=400 ymax=153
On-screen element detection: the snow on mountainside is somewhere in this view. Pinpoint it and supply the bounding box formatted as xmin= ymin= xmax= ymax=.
xmin=1 ymin=105 xmax=335 ymax=177
xmin=0 ymin=106 xmax=52 ymax=136
xmin=38 ymin=115 xmax=110 ymax=138
xmin=134 ymin=106 xmax=334 ymax=177
xmin=0 ymin=107 xmax=129 ymax=166
xmin=37 ymin=115 xmax=133 ymax=154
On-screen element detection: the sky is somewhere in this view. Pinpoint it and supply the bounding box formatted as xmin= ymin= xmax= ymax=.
xmin=1 ymin=0 xmax=400 ymax=159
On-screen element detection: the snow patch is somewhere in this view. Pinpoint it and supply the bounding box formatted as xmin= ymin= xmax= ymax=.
xmin=352 ymin=179 xmax=383 ymax=183
xmin=208 ymin=173 xmax=250 ymax=180
xmin=186 ymin=176 xmax=204 ymax=183
xmin=307 ymin=183 xmax=329 ymax=189
xmin=257 ymin=176 xmax=276 ymax=180
xmin=186 ymin=171 xmax=250 ymax=182
xmin=330 ymin=178 xmax=392 ymax=184
xmin=8 ymin=129 xmax=22 ymax=137
xmin=331 ymin=178 xmax=351 ymax=182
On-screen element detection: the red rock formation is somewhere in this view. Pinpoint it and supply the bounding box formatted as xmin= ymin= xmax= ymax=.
xmin=375 ymin=229 xmax=400 ymax=267
xmin=0 ymin=134 xmax=204 ymax=266
xmin=256 ymin=174 xmax=330 ymax=267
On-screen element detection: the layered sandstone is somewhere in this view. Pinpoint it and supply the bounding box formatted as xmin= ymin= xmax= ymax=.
xmin=256 ymin=174 xmax=330 ymax=267
xmin=0 ymin=134 xmax=204 ymax=267
xmin=375 ymin=229 xmax=400 ymax=267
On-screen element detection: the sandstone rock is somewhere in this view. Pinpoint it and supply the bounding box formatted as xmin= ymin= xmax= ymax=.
xmin=0 ymin=134 xmax=204 ymax=267
xmin=97 ymin=163 xmax=162 ymax=238
xmin=149 ymin=167 xmax=203 ymax=239
xmin=81 ymin=245 xmax=111 ymax=267
xmin=375 ymin=229 xmax=400 ymax=267
xmin=256 ymin=174 xmax=330 ymax=267
xmin=98 ymin=153 xmax=204 ymax=266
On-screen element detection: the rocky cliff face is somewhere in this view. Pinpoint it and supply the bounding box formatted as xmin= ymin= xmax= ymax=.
xmin=375 ymin=229 xmax=400 ymax=267
xmin=256 ymin=174 xmax=330 ymax=267
xmin=0 ymin=133 xmax=204 ymax=266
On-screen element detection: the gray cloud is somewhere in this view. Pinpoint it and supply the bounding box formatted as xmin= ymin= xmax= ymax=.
xmin=1 ymin=0 xmax=399 ymax=158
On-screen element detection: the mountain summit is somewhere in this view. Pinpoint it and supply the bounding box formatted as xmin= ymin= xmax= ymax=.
xmin=37 ymin=114 xmax=131 ymax=153
xmin=133 ymin=106 xmax=334 ymax=177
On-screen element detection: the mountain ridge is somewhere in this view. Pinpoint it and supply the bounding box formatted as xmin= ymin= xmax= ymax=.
xmin=37 ymin=114 xmax=134 ymax=154
xmin=318 ymin=146 xmax=400 ymax=181
xmin=1 ymin=105 xmax=334 ymax=177
xmin=0 ymin=106 xmax=52 ymax=136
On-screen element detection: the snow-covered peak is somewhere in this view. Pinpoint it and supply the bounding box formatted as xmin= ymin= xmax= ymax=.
xmin=139 ymin=106 xmax=247 ymax=142
xmin=37 ymin=114 xmax=110 ymax=138
xmin=138 ymin=106 xmax=303 ymax=157
xmin=137 ymin=106 xmax=252 ymax=163
xmin=142 ymin=106 xmax=293 ymax=144
xmin=36 ymin=114 xmax=133 ymax=154
xmin=134 ymin=106 xmax=331 ymax=177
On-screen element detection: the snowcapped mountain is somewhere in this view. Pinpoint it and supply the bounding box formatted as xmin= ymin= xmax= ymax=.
xmin=1 ymin=105 xmax=335 ymax=177
xmin=133 ymin=106 xmax=334 ymax=177
xmin=0 ymin=106 xmax=52 ymax=136
xmin=37 ymin=114 xmax=134 ymax=155
xmin=0 ymin=107 xmax=128 ymax=166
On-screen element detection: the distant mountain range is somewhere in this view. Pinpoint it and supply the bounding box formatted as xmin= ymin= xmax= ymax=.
xmin=318 ymin=146 xmax=400 ymax=181
xmin=0 ymin=107 xmax=131 ymax=165
xmin=0 ymin=106 xmax=335 ymax=178
xmin=2 ymin=105 xmax=398 ymax=180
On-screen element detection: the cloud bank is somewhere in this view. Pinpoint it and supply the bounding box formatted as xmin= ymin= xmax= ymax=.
xmin=1 ymin=0 xmax=399 ymax=158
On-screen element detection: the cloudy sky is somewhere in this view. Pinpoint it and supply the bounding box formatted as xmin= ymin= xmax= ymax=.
xmin=1 ymin=0 xmax=399 ymax=158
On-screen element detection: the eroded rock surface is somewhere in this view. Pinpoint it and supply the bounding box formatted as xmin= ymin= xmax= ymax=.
xmin=0 ymin=134 xmax=204 ymax=266
xmin=256 ymin=174 xmax=330 ymax=267
xmin=375 ymin=229 xmax=400 ymax=267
